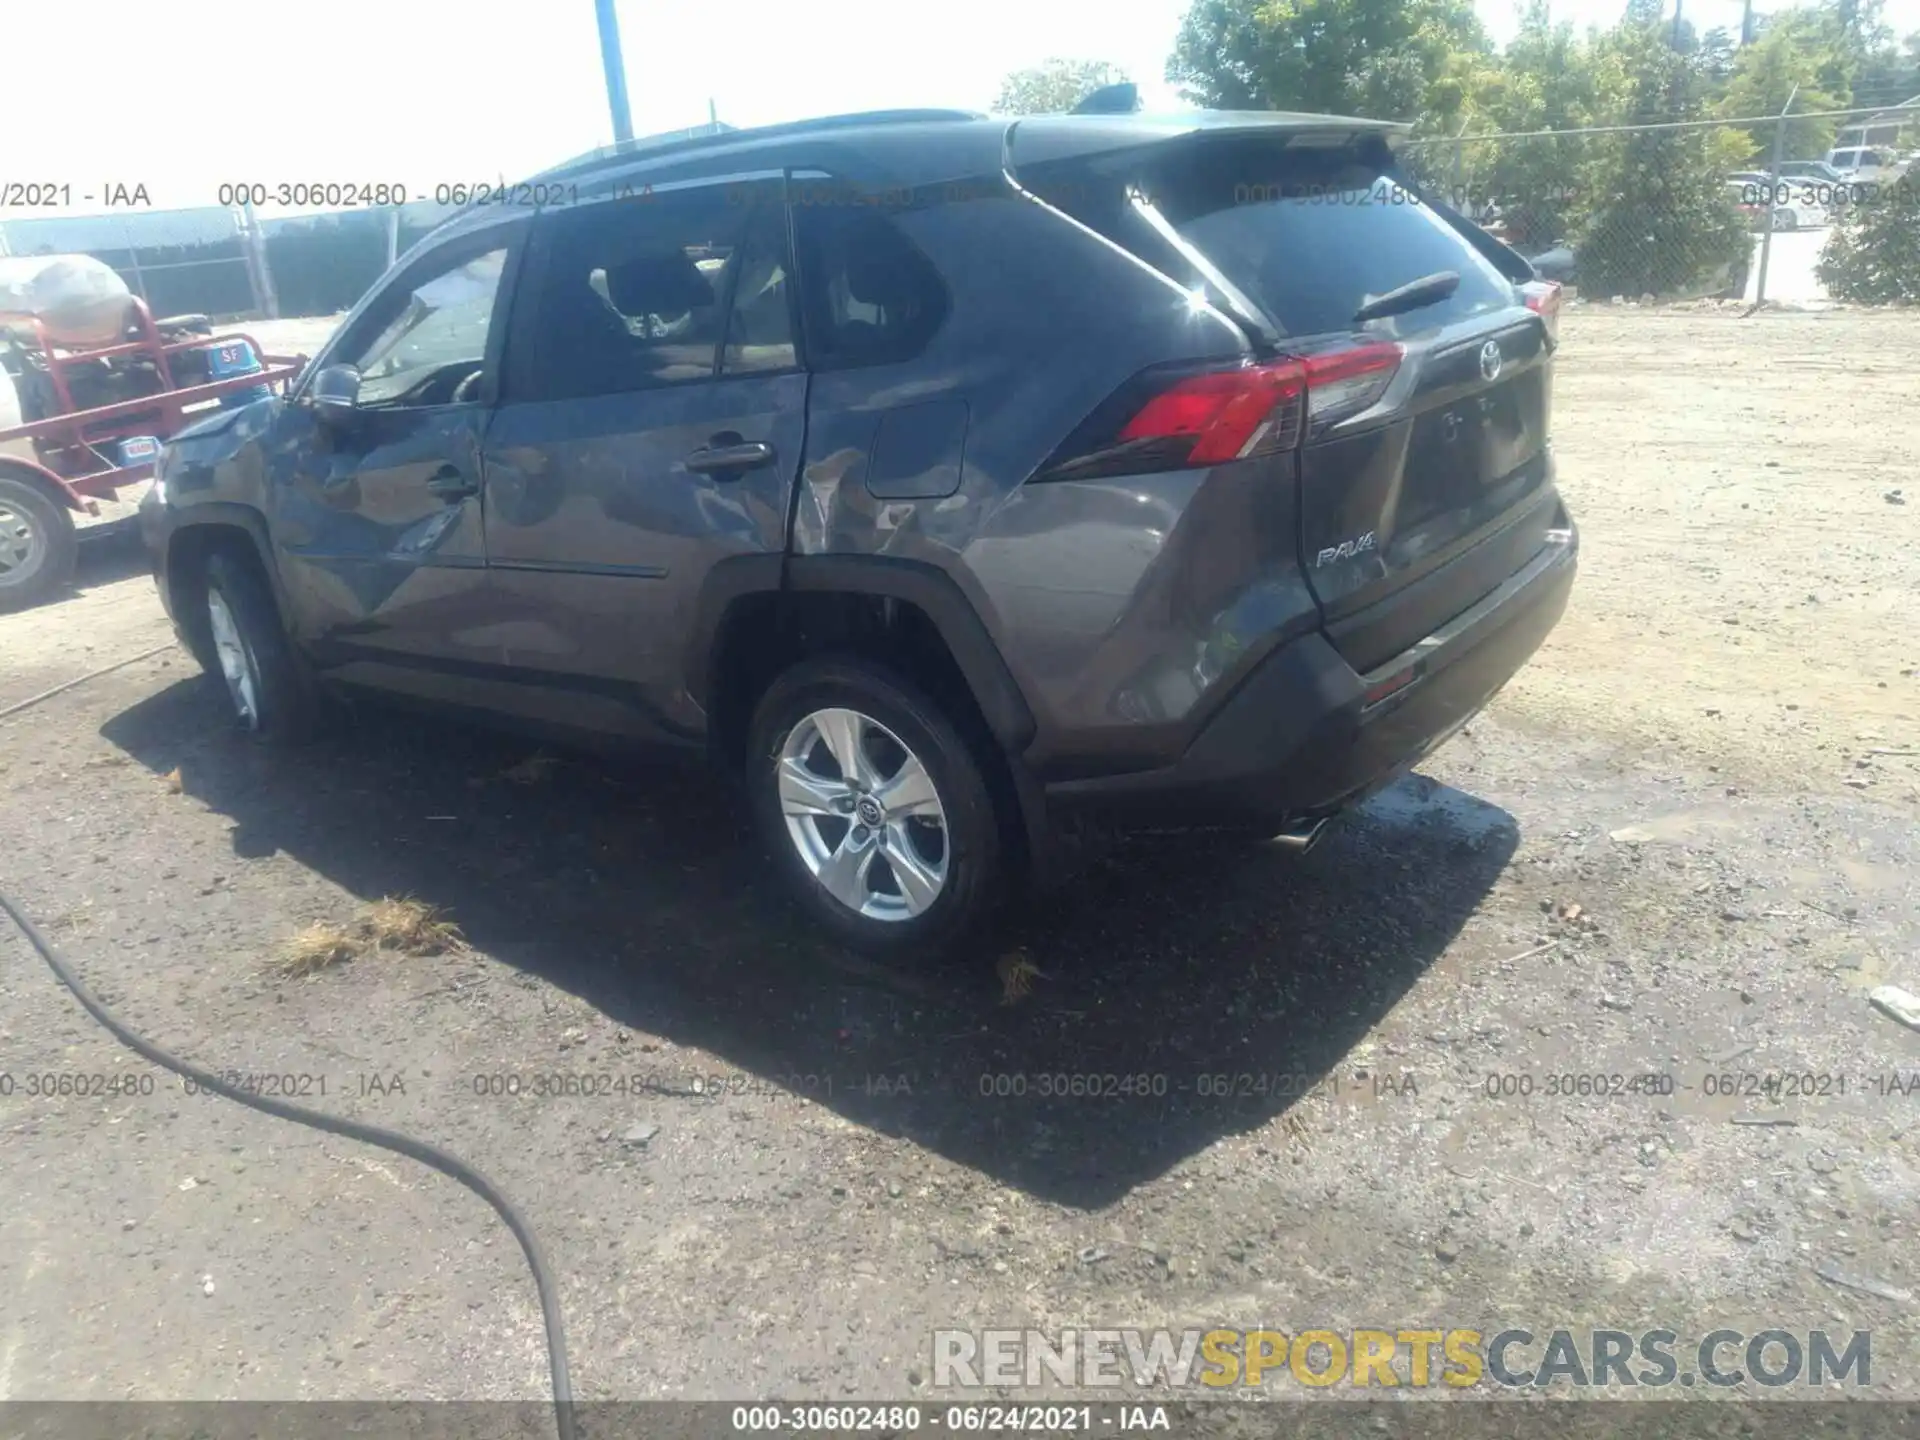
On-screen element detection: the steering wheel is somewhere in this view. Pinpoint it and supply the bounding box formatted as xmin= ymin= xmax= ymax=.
xmin=451 ymin=367 xmax=484 ymax=404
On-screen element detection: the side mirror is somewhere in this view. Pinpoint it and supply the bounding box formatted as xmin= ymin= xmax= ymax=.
xmin=310 ymin=364 xmax=361 ymax=419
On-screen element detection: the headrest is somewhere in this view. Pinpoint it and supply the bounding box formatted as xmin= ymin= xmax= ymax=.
xmin=602 ymin=251 xmax=714 ymax=315
xmin=839 ymin=219 xmax=922 ymax=308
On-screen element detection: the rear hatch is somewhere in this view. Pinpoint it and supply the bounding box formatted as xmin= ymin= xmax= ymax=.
xmin=1012 ymin=119 xmax=1561 ymax=673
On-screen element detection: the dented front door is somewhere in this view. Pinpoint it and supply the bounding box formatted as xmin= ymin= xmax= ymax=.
xmin=270 ymin=400 xmax=494 ymax=690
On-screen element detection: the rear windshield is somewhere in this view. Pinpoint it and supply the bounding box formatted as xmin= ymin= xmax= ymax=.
xmin=1021 ymin=136 xmax=1518 ymax=340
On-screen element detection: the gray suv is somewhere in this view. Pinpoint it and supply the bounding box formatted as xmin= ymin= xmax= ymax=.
xmin=141 ymin=108 xmax=1578 ymax=957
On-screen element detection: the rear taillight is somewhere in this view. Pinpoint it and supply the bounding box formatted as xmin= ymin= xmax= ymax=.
xmin=1300 ymin=343 xmax=1402 ymax=425
xmin=1036 ymin=341 xmax=1402 ymax=482
xmin=1114 ymin=361 xmax=1306 ymax=465
xmin=1520 ymin=279 xmax=1562 ymax=341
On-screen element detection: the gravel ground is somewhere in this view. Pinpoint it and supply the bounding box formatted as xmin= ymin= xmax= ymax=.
xmin=1 ymin=308 xmax=1917 ymax=1417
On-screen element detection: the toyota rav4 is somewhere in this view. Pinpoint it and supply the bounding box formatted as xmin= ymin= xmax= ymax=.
xmin=142 ymin=108 xmax=1578 ymax=957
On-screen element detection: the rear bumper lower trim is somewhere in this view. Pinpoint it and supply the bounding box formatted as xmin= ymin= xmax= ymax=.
xmin=1042 ymin=518 xmax=1578 ymax=831
xmin=1358 ymin=525 xmax=1575 ymax=723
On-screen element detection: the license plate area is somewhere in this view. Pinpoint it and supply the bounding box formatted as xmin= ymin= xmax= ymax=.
xmin=1405 ymin=376 xmax=1534 ymax=526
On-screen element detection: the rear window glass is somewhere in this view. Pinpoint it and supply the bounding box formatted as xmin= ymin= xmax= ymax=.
xmin=1024 ymin=138 xmax=1517 ymax=340
xmin=792 ymin=205 xmax=949 ymax=370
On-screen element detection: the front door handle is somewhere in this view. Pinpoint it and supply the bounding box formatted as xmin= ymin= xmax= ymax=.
xmin=426 ymin=466 xmax=479 ymax=501
xmin=683 ymin=440 xmax=774 ymax=476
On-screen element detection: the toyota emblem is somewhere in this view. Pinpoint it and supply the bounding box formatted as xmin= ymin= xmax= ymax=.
xmin=1478 ymin=340 xmax=1503 ymax=382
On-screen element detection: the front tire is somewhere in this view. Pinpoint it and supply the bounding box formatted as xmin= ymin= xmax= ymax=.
xmin=746 ymin=657 xmax=1006 ymax=959
xmin=0 ymin=474 xmax=77 ymax=612
xmin=199 ymin=549 xmax=321 ymax=743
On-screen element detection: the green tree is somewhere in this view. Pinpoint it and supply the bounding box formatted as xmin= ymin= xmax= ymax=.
xmin=1853 ymin=30 xmax=1920 ymax=109
xmin=1577 ymin=11 xmax=1755 ymax=297
xmin=1435 ymin=3 xmax=1623 ymax=245
xmin=1167 ymin=0 xmax=1490 ymax=125
xmin=1692 ymin=26 xmax=1740 ymax=90
xmin=993 ymin=59 xmax=1130 ymax=115
xmin=1721 ymin=9 xmax=1850 ymax=159
xmin=1818 ymin=171 xmax=1920 ymax=301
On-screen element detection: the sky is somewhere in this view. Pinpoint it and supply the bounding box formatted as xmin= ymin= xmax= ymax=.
xmin=4 ymin=0 xmax=1919 ymax=221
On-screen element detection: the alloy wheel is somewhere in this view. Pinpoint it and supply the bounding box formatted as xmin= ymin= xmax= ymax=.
xmin=206 ymin=585 xmax=262 ymax=730
xmin=776 ymin=706 xmax=950 ymax=921
xmin=0 ymin=498 xmax=45 ymax=580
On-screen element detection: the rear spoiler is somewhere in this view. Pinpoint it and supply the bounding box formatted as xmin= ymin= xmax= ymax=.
xmin=1002 ymin=110 xmax=1409 ymax=173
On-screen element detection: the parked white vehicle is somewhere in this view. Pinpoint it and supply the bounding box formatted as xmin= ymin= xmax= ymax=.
xmin=1767 ymin=191 xmax=1830 ymax=231
xmin=1725 ymin=179 xmax=1827 ymax=232
xmin=1825 ymin=147 xmax=1900 ymax=182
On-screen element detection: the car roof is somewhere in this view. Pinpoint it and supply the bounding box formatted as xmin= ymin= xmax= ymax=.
xmin=421 ymin=107 xmax=1410 ymax=244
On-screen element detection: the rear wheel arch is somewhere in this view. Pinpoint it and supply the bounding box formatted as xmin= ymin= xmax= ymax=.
xmin=698 ymin=556 xmax=1036 ymax=760
xmin=783 ymin=556 xmax=1035 ymax=750
xmin=699 ymin=558 xmax=1043 ymax=883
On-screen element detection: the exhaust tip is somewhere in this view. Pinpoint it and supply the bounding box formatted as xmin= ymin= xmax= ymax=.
xmin=1271 ymin=816 xmax=1331 ymax=853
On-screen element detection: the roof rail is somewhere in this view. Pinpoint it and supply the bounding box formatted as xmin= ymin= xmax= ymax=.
xmin=528 ymin=109 xmax=989 ymax=186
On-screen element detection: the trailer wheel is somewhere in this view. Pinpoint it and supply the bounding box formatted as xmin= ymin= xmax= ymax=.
xmin=0 ymin=475 xmax=78 ymax=613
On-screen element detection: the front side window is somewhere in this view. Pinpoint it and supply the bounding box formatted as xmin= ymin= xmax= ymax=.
xmin=515 ymin=181 xmax=794 ymax=402
xmin=344 ymin=245 xmax=508 ymax=408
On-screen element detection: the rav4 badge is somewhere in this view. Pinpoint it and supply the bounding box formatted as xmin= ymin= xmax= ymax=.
xmin=1316 ymin=531 xmax=1378 ymax=567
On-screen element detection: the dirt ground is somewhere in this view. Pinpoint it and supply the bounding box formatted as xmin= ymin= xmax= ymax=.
xmin=1 ymin=308 xmax=1917 ymax=1415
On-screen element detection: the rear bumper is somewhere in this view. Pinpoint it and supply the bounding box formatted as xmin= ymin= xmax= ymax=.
xmin=1043 ymin=516 xmax=1577 ymax=830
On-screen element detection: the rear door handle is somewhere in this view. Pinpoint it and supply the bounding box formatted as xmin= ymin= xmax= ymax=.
xmin=683 ymin=440 xmax=774 ymax=476
xmin=426 ymin=466 xmax=479 ymax=501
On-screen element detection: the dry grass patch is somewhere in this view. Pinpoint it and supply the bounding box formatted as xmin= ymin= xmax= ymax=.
xmin=362 ymin=896 xmax=465 ymax=955
xmin=276 ymin=897 xmax=464 ymax=978
xmin=279 ymin=922 xmax=362 ymax=977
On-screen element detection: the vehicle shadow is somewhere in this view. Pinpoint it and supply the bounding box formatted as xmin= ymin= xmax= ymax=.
xmin=101 ymin=679 xmax=1517 ymax=1210
xmin=74 ymin=520 xmax=151 ymax=586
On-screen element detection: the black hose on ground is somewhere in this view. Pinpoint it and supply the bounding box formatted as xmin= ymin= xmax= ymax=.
xmin=0 ymin=886 xmax=576 ymax=1440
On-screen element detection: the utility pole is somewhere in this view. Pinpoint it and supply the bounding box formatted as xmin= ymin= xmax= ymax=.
xmin=1740 ymin=0 xmax=1754 ymax=45
xmin=1671 ymin=0 xmax=1685 ymax=50
xmin=594 ymin=0 xmax=634 ymax=146
xmin=1754 ymin=83 xmax=1799 ymax=310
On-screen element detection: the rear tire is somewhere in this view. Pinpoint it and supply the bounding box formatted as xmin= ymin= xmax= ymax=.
xmin=746 ymin=656 xmax=1006 ymax=960
xmin=0 ymin=475 xmax=78 ymax=612
xmin=199 ymin=549 xmax=322 ymax=743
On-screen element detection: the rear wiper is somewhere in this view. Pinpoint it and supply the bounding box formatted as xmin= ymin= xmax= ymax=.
xmin=1351 ymin=270 xmax=1460 ymax=325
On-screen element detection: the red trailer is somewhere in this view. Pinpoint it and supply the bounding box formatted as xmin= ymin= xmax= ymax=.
xmin=0 ymin=296 xmax=306 ymax=611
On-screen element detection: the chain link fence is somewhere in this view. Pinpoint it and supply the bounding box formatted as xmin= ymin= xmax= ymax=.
xmin=0 ymin=207 xmax=259 ymax=319
xmin=0 ymin=201 xmax=458 ymax=321
xmin=1401 ymin=104 xmax=1918 ymax=306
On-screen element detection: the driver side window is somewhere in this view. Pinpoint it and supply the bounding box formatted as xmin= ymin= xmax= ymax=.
xmin=342 ymin=244 xmax=510 ymax=408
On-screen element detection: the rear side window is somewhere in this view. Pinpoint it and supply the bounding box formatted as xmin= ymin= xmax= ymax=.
xmin=511 ymin=181 xmax=794 ymax=402
xmin=1024 ymin=137 xmax=1516 ymax=340
xmin=792 ymin=202 xmax=948 ymax=369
